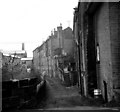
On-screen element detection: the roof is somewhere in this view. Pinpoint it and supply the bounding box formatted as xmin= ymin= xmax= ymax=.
xmin=2 ymin=50 xmax=26 ymax=55
xmin=21 ymin=57 xmax=33 ymax=61
xmin=10 ymin=50 xmax=26 ymax=54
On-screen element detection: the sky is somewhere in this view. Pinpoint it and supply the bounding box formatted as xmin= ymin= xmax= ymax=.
xmin=0 ymin=0 xmax=78 ymax=57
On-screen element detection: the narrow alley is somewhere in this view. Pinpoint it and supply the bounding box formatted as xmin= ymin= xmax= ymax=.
xmin=21 ymin=75 xmax=108 ymax=109
xmin=35 ymin=76 xmax=99 ymax=109
xmin=1 ymin=2 xmax=120 ymax=111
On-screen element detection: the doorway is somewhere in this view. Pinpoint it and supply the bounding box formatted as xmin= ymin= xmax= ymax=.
xmin=103 ymin=81 xmax=108 ymax=102
xmin=87 ymin=14 xmax=97 ymax=97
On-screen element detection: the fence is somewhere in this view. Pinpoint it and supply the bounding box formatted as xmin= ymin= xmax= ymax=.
xmin=58 ymin=67 xmax=78 ymax=87
xmin=2 ymin=77 xmax=45 ymax=109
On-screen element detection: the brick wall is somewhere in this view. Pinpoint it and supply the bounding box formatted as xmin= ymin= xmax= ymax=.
xmin=95 ymin=3 xmax=113 ymax=101
xmin=109 ymin=3 xmax=120 ymax=101
xmin=93 ymin=3 xmax=120 ymax=101
xmin=109 ymin=3 xmax=120 ymax=89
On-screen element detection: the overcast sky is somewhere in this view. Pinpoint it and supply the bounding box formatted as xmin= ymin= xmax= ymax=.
xmin=0 ymin=0 xmax=78 ymax=57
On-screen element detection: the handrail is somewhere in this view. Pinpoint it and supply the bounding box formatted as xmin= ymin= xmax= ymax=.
xmin=58 ymin=67 xmax=64 ymax=74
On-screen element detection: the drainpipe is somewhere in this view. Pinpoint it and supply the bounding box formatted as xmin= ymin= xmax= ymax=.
xmin=78 ymin=41 xmax=83 ymax=95
xmin=47 ymin=56 xmax=49 ymax=76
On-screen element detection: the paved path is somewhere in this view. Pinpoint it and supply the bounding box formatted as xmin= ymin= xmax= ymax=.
xmin=35 ymin=76 xmax=119 ymax=111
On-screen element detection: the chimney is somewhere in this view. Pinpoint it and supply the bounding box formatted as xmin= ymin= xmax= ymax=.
xmin=51 ymin=30 xmax=53 ymax=36
xmin=57 ymin=23 xmax=63 ymax=48
xmin=54 ymin=28 xmax=57 ymax=36
xmin=57 ymin=23 xmax=62 ymax=32
xmin=22 ymin=43 xmax=25 ymax=50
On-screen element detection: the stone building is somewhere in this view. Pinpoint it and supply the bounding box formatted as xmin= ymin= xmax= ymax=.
xmin=51 ymin=26 xmax=75 ymax=78
xmin=33 ymin=43 xmax=47 ymax=74
xmin=33 ymin=25 xmax=75 ymax=79
xmin=73 ymin=1 xmax=120 ymax=102
xmin=33 ymin=46 xmax=40 ymax=72
xmin=45 ymin=37 xmax=53 ymax=77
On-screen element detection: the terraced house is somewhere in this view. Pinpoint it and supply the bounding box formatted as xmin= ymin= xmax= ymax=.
xmin=33 ymin=25 xmax=75 ymax=82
